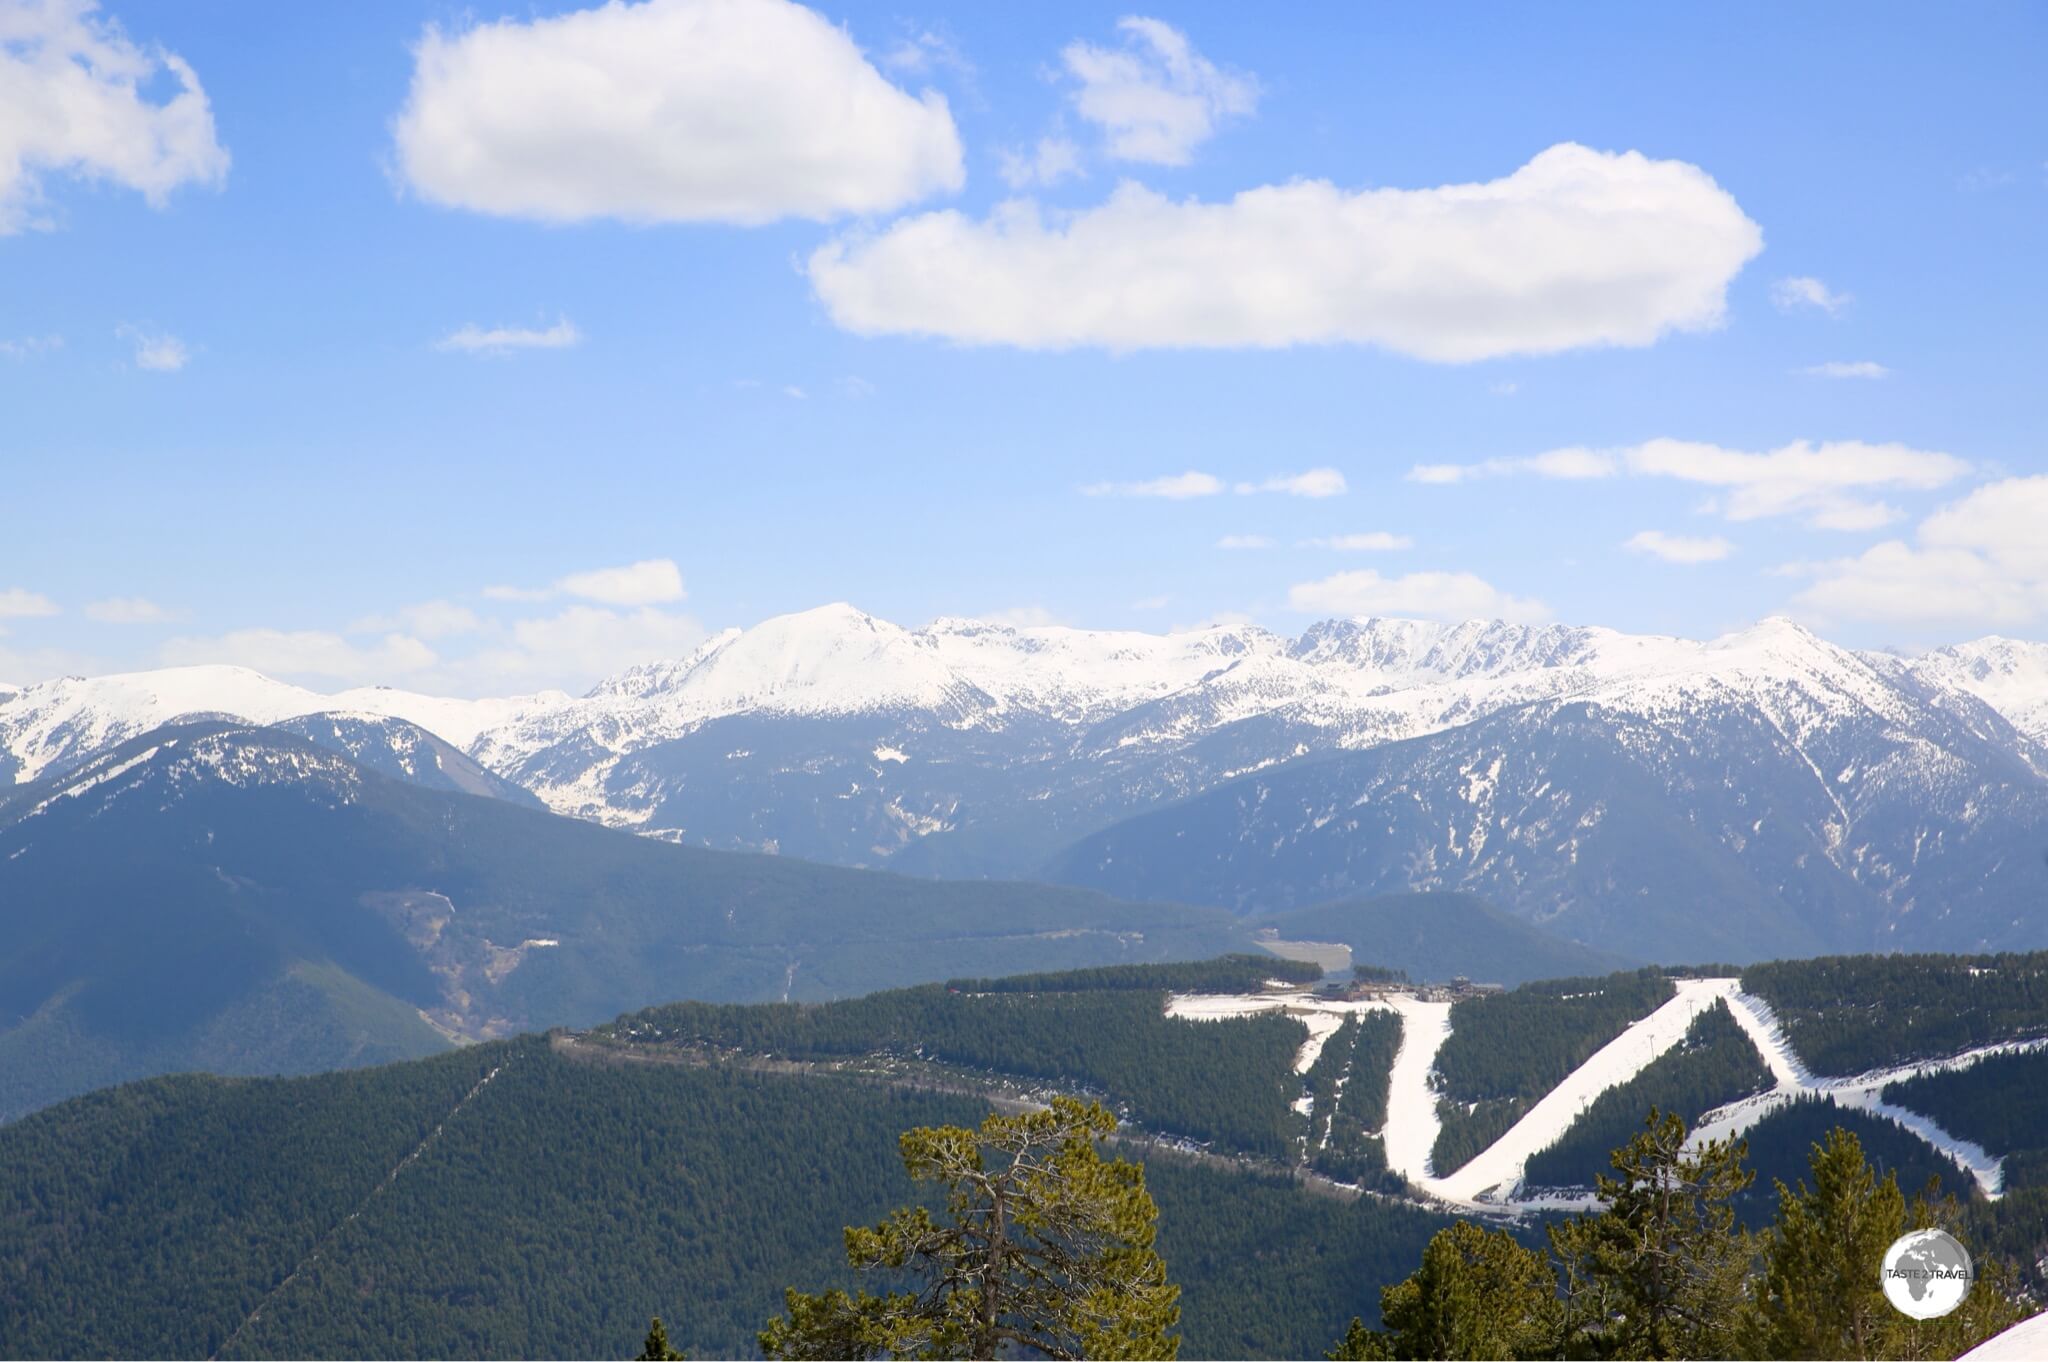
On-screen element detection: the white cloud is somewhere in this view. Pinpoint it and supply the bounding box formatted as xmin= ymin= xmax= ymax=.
xmin=160 ymin=629 xmax=439 ymax=684
xmin=347 ymin=600 xmax=481 ymax=639
xmin=809 ymin=143 xmax=1763 ymax=360
xmin=1287 ymin=569 xmax=1549 ymax=624
xmin=1081 ymin=470 xmax=1223 ymax=499
xmin=1307 ymin=532 xmax=1413 ymax=552
xmin=0 ymin=0 xmax=228 ymax=234
xmin=0 ymin=586 xmax=59 ymax=618
xmin=981 ymin=605 xmax=1060 ymax=628
xmin=0 ymin=333 xmax=61 ymax=358
xmin=1920 ymin=476 xmax=2048 ymax=580
xmin=558 ymin=559 xmax=687 ymax=606
xmin=1060 ymin=17 xmax=1256 ymax=166
xmin=1789 ymin=477 xmax=2048 ymax=629
xmin=484 ymin=558 xmax=687 ymax=608
xmin=1215 ymin=534 xmax=1271 ymax=550
xmin=443 ymin=605 xmax=705 ymax=692
xmin=116 ymin=323 xmax=187 ymax=371
xmin=1236 ymin=467 xmax=1346 ymax=498
xmin=392 ymin=0 xmax=963 ymax=226
xmin=1413 ymin=437 xmax=1965 ymax=530
xmin=1408 ymin=447 xmax=1618 ymax=484
xmin=999 ymin=136 xmax=1082 ymax=189
xmin=1624 ymin=438 xmax=1963 ymax=528
xmin=1772 ymin=275 xmax=1850 ymax=315
xmin=84 ymin=595 xmax=174 ymax=623
xmin=1800 ymin=360 xmax=1889 ymax=379
xmin=436 ymin=317 xmax=581 ymax=354
xmin=1623 ymin=530 xmax=1733 ymax=564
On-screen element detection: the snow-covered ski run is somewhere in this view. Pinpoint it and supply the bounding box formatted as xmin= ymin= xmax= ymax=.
xmin=1167 ymin=977 xmax=2040 ymax=1211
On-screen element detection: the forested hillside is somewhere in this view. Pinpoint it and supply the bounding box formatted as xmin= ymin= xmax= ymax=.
xmin=1430 ymin=970 xmax=1676 ymax=1172
xmin=607 ymin=973 xmax=1308 ymax=1159
xmin=0 ymin=1034 xmax=1452 ymax=1360
xmin=1523 ymin=1002 xmax=1772 ymax=1189
xmin=0 ymin=722 xmax=1248 ymax=1119
xmin=1742 ymin=953 xmax=2048 ymax=1073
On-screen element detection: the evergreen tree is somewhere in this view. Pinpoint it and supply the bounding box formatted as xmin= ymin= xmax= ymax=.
xmin=1376 ymin=1221 xmax=1561 ymax=1360
xmin=1548 ymin=1109 xmax=1753 ymax=1359
xmin=760 ymin=1096 xmax=1181 ymax=1361
xmin=1742 ymin=1127 xmax=1903 ymax=1359
xmin=1325 ymin=1315 xmax=1391 ymax=1360
xmin=634 ymin=1316 xmax=686 ymax=1361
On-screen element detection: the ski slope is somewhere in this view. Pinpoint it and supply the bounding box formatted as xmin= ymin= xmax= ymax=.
xmin=1169 ymin=975 xmax=2041 ymax=1208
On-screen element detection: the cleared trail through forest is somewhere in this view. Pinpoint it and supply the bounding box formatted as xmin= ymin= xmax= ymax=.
xmin=209 ymin=1058 xmax=513 ymax=1360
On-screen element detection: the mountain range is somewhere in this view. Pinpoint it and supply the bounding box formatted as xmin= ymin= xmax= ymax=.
xmin=6 ymin=606 xmax=2048 ymax=967
xmin=0 ymin=720 xmax=1246 ymax=1118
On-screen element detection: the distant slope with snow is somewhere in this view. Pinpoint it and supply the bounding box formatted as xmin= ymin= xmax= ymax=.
xmin=0 ymin=665 xmax=568 ymax=785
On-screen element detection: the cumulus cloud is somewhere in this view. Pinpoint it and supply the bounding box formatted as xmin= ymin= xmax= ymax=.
xmin=999 ymin=136 xmax=1082 ymax=189
xmin=1081 ymin=471 xmax=1223 ymax=499
xmin=116 ymin=323 xmax=186 ymax=370
xmin=160 ymin=628 xmax=439 ymax=684
xmin=1772 ymin=275 xmax=1850 ymax=315
xmin=1306 ymin=532 xmax=1412 ymax=552
xmin=0 ymin=0 xmax=228 ymax=234
xmin=1215 ymin=534 xmax=1270 ymax=550
xmin=1800 ymin=360 xmax=1889 ymax=379
xmin=84 ymin=595 xmax=173 ymax=623
xmin=1626 ymin=438 xmax=1963 ymax=528
xmin=1236 ymin=468 xmax=1346 ymax=498
xmin=486 ymin=557 xmax=687 ymax=607
xmin=1790 ymin=477 xmax=2048 ymax=629
xmin=392 ymin=0 xmax=963 ymax=226
xmin=347 ymin=600 xmax=482 ymax=639
xmin=1413 ymin=437 xmax=1966 ymax=530
xmin=436 ymin=317 xmax=581 ymax=354
xmin=444 ymin=605 xmax=705 ymax=692
xmin=809 ymin=143 xmax=1763 ymax=360
xmin=1287 ymin=569 xmax=1549 ymax=623
xmin=1060 ymin=17 xmax=1255 ymax=166
xmin=1623 ymin=530 xmax=1733 ymax=564
xmin=0 ymin=586 xmax=59 ymax=618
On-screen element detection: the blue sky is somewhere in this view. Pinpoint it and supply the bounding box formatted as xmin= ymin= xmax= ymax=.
xmin=2 ymin=0 xmax=2043 ymax=694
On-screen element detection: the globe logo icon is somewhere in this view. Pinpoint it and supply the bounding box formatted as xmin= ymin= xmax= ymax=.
xmin=1882 ymin=1228 xmax=1974 ymax=1319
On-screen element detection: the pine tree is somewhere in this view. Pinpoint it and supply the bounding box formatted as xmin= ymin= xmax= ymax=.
xmin=759 ymin=1096 xmax=1180 ymax=1360
xmin=1325 ymin=1315 xmax=1391 ymax=1360
xmin=1548 ymin=1109 xmax=1753 ymax=1359
xmin=634 ymin=1315 xmax=686 ymax=1361
xmin=1742 ymin=1126 xmax=1903 ymax=1359
xmin=1375 ymin=1221 xmax=1561 ymax=1360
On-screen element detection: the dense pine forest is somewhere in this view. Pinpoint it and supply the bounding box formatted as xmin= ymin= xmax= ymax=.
xmin=1741 ymin=952 xmax=2048 ymax=1073
xmin=1302 ymin=1012 xmax=1405 ymax=1188
xmin=0 ymin=1034 xmax=1454 ymax=1359
xmin=1430 ymin=969 xmax=1676 ymax=1172
xmin=608 ymin=975 xmax=1309 ymax=1158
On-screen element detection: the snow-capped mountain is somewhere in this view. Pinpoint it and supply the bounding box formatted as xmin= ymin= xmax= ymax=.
xmin=1052 ymin=618 xmax=2048 ymax=961
xmin=6 ymin=605 xmax=2048 ymax=961
xmin=1892 ymin=638 xmax=2048 ymax=748
xmin=0 ymin=664 xmax=571 ymax=786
